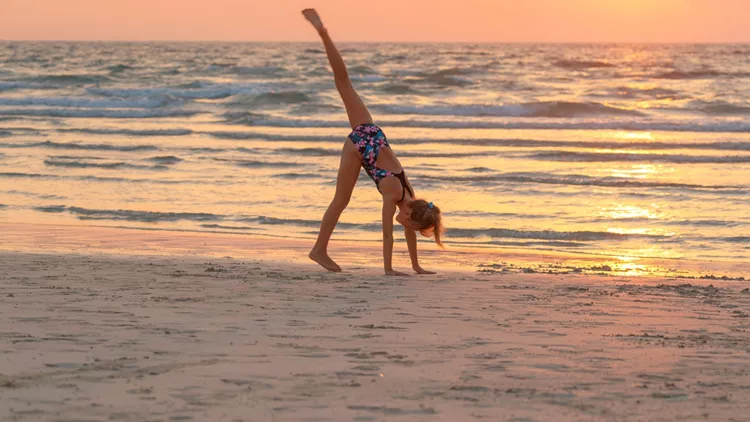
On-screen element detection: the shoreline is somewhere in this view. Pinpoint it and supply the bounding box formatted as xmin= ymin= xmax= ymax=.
xmin=0 ymin=221 xmax=747 ymax=281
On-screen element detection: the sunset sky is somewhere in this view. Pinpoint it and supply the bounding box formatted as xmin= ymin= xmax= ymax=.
xmin=1 ymin=0 xmax=749 ymax=43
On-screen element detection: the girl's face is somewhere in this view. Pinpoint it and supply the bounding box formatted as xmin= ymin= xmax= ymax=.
xmin=395 ymin=204 xmax=414 ymax=229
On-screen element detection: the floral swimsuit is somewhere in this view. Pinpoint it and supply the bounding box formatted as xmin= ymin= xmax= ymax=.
xmin=348 ymin=123 xmax=414 ymax=202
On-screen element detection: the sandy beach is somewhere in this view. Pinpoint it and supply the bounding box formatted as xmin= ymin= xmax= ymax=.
xmin=2 ymin=225 xmax=749 ymax=421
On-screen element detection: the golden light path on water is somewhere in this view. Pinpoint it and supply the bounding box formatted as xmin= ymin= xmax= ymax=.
xmin=512 ymin=129 xmax=736 ymax=278
xmin=3 ymin=125 xmax=746 ymax=279
xmin=589 ymin=136 xmax=677 ymax=273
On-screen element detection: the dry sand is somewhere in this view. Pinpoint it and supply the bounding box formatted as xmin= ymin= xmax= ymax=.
xmin=2 ymin=242 xmax=750 ymax=421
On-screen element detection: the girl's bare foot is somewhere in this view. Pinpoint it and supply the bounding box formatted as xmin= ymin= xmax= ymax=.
xmin=309 ymin=249 xmax=342 ymax=272
xmin=302 ymin=8 xmax=325 ymax=31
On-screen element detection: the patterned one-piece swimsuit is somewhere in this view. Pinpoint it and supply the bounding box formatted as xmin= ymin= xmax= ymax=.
xmin=348 ymin=123 xmax=414 ymax=201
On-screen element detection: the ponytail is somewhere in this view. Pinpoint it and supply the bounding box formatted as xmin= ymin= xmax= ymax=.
xmin=410 ymin=199 xmax=445 ymax=248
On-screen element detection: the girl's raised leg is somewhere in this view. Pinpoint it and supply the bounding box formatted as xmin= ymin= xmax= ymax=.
xmin=303 ymin=8 xmax=373 ymax=128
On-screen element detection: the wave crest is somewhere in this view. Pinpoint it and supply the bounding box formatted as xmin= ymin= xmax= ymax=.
xmin=0 ymin=108 xmax=202 ymax=119
xmin=0 ymin=95 xmax=180 ymax=109
xmin=527 ymin=151 xmax=750 ymax=164
xmin=35 ymin=205 xmax=221 ymax=222
xmin=380 ymin=101 xmax=644 ymax=118
xmin=0 ymin=140 xmax=158 ymax=152
xmin=653 ymin=69 xmax=750 ymax=79
xmin=225 ymin=91 xmax=311 ymax=107
xmin=423 ymin=172 xmax=736 ymax=191
xmin=43 ymin=159 xmax=168 ymax=170
xmin=555 ymin=59 xmax=615 ymax=70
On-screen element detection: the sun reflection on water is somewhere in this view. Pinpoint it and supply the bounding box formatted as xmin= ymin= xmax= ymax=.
xmin=612 ymin=261 xmax=650 ymax=276
xmin=600 ymin=204 xmax=663 ymax=220
xmin=606 ymin=227 xmax=673 ymax=236
xmin=612 ymin=131 xmax=655 ymax=140
xmin=602 ymin=164 xmax=673 ymax=179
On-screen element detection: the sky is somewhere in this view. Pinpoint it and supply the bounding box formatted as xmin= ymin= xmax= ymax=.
xmin=1 ymin=0 xmax=749 ymax=43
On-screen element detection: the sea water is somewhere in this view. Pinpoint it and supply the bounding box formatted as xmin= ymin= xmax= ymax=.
xmin=1 ymin=42 xmax=748 ymax=276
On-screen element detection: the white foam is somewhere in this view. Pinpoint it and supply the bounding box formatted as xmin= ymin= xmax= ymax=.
xmin=378 ymin=102 xmax=643 ymax=118
xmin=0 ymin=108 xmax=203 ymax=119
xmin=0 ymin=81 xmax=55 ymax=91
xmin=87 ymin=82 xmax=275 ymax=100
xmin=351 ymin=75 xmax=390 ymax=83
xmin=236 ymin=117 xmax=750 ymax=133
xmin=0 ymin=95 xmax=180 ymax=109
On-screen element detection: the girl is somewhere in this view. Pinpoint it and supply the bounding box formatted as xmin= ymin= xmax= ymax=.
xmin=303 ymin=8 xmax=443 ymax=276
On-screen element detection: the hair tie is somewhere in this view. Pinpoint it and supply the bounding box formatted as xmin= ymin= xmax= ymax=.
xmin=428 ymin=202 xmax=433 ymax=209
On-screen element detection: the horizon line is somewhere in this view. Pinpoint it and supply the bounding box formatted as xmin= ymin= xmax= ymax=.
xmin=2 ymin=39 xmax=750 ymax=45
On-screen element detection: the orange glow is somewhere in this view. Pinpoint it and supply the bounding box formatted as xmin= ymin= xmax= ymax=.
xmin=603 ymin=164 xmax=672 ymax=179
xmin=606 ymin=227 xmax=672 ymax=236
xmin=613 ymin=132 xmax=655 ymax=141
xmin=600 ymin=204 xmax=662 ymax=220
xmin=1 ymin=0 xmax=749 ymax=42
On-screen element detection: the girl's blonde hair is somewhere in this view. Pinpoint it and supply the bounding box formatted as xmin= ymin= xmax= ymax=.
xmin=409 ymin=199 xmax=444 ymax=247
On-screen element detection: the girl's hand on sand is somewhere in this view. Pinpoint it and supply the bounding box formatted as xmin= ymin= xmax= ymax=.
xmin=302 ymin=9 xmax=325 ymax=31
xmin=413 ymin=266 xmax=436 ymax=275
xmin=385 ymin=269 xmax=410 ymax=276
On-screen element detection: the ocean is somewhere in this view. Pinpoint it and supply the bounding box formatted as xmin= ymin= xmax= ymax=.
xmin=0 ymin=42 xmax=748 ymax=277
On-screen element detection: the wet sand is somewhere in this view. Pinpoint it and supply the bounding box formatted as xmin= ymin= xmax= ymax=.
xmin=2 ymin=246 xmax=749 ymax=421
xmin=2 ymin=222 xmax=747 ymax=279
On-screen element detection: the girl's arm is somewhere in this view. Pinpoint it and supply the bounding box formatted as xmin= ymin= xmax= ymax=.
xmin=401 ymin=173 xmax=434 ymax=274
xmin=404 ymin=228 xmax=435 ymax=274
xmin=382 ymin=200 xmax=409 ymax=276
